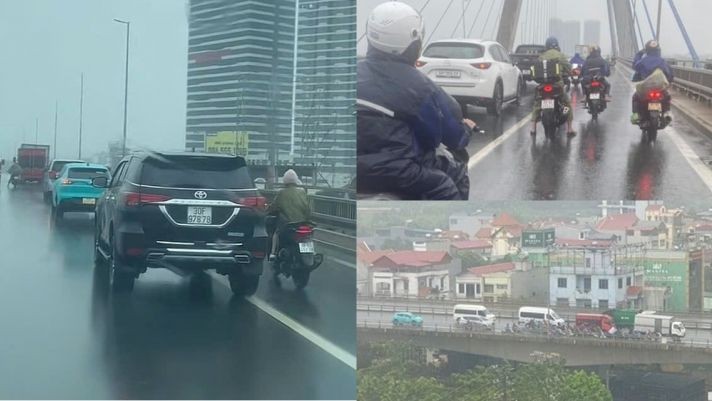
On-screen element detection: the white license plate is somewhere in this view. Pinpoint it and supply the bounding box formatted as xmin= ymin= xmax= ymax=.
xmin=82 ymin=198 xmax=96 ymax=205
xmin=541 ymin=99 xmax=555 ymax=109
xmin=187 ymin=206 xmax=212 ymax=224
xmin=589 ymin=93 xmax=600 ymax=100
xmin=436 ymin=70 xmax=461 ymax=78
xmin=648 ymin=102 xmax=662 ymax=111
xmin=299 ymin=241 xmax=315 ymax=253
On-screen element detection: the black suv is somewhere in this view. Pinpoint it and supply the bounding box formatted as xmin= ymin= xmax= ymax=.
xmin=92 ymin=152 xmax=267 ymax=295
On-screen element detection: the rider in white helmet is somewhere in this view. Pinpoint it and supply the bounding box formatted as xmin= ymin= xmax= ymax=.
xmin=357 ymin=1 xmax=475 ymax=200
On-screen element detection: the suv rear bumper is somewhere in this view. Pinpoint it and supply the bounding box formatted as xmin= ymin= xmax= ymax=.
xmin=145 ymin=248 xmax=264 ymax=276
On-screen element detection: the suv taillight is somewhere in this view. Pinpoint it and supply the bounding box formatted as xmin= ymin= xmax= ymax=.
xmin=235 ymin=196 xmax=267 ymax=210
xmin=123 ymin=192 xmax=172 ymax=206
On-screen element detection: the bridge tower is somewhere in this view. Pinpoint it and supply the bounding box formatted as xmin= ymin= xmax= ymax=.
xmin=609 ymin=0 xmax=639 ymax=57
xmin=495 ymin=0 xmax=523 ymax=51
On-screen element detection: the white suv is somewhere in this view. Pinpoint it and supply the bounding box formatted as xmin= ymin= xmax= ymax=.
xmin=417 ymin=39 xmax=522 ymax=116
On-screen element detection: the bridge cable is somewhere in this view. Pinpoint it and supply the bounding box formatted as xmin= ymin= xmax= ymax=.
xmin=640 ymin=0 xmax=657 ymax=38
xmin=451 ymin=0 xmax=474 ymax=38
xmin=479 ymin=0 xmax=497 ymax=37
xmin=357 ymin=0 xmax=435 ymax=44
xmin=490 ymin=0 xmax=505 ymax=40
xmin=426 ymin=0 xmax=457 ymax=44
xmin=631 ymin=0 xmax=645 ymax=49
xmin=667 ymin=0 xmax=701 ymax=67
xmin=467 ymin=0 xmax=487 ymax=38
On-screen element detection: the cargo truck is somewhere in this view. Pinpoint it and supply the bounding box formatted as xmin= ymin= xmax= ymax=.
xmin=634 ymin=311 xmax=686 ymax=338
xmin=17 ymin=144 xmax=50 ymax=183
xmin=603 ymin=309 xmax=637 ymax=329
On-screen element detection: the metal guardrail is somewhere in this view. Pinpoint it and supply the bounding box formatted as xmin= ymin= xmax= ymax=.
xmin=357 ymin=321 xmax=712 ymax=350
xmin=260 ymin=188 xmax=356 ymax=229
xmin=621 ymin=57 xmax=712 ymax=104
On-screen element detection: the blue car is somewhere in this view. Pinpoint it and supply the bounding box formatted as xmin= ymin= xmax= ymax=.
xmin=392 ymin=312 xmax=423 ymax=327
xmin=52 ymin=163 xmax=110 ymax=221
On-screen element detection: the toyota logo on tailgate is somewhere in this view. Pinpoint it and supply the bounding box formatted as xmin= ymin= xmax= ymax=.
xmin=194 ymin=191 xmax=208 ymax=199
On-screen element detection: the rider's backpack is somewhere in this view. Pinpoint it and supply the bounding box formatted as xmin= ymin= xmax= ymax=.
xmin=530 ymin=59 xmax=562 ymax=83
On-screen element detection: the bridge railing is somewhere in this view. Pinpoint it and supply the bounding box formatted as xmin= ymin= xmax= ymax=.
xmin=357 ymin=295 xmax=712 ymax=323
xmin=620 ymin=57 xmax=712 ymax=105
xmin=357 ymin=321 xmax=712 ymax=350
xmin=260 ymin=187 xmax=356 ymax=230
xmin=357 ymin=300 xmax=712 ymax=332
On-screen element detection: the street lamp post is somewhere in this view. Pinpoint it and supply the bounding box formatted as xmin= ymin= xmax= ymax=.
xmin=114 ymin=19 xmax=130 ymax=157
xmin=78 ymin=73 xmax=84 ymax=159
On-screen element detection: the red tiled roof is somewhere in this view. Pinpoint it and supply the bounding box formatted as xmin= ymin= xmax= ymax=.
xmin=451 ymin=240 xmax=492 ymax=250
xmin=555 ymin=238 xmax=614 ymax=248
xmin=491 ymin=212 xmax=521 ymax=227
xmin=466 ymin=262 xmax=515 ymax=276
xmin=371 ymin=250 xmax=451 ymax=269
xmin=494 ymin=225 xmax=523 ymax=238
xmin=475 ymin=227 xmax=492 ymax=239
xmin=358 ymin=250 xmax=393 ymax=265
xmin=597 ymin=213 xmax=639 ymax=231
xmin=695 ymin=224 xmax=712 ymax=232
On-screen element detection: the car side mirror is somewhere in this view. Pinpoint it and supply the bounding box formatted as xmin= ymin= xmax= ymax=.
xmin=92 ymin=176 xmax=109 ymax=188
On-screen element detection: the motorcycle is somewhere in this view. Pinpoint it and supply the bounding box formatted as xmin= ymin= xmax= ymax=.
xmin=567 ymin=64 xmax=582 ymax=90
xmin=268 ymin=218 xmax=323 ymax=289
xmin=637 ymin=88 xmax=672 ymax=142
xmin=8 ymin=174 xmax=20 ymax=189
xmin=584 ymin=74 xmax=607 ymax=120
xmin=534 ymin=81 xmax=569 ymax=140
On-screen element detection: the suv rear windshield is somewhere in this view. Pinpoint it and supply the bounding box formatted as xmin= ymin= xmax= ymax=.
xmin=141 ymin=156 xmax=254 ymax=189
xmin=68 ymin=168 xmax=109 ymax=179
xmin=515 ymin=45 xmax=545 ymax=54
xmin=423 ymin=43 xmax=484 ymax=59
xmin=52 ymin=161 xmax=83 ymax=172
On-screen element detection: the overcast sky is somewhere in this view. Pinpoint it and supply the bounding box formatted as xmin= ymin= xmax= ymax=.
xmin=358 ymin=0 xmax=711 ymax=58
xmin=0 ymin=0 xmax=188 ymax=161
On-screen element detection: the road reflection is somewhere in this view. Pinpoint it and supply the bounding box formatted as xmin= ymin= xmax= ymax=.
xmin=625 ymin=138 xmax=666 ymax=200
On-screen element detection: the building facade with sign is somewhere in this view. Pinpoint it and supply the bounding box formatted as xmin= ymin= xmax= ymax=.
xmin=184 ymin=0 xmax=356 ymax=185
xmin=642 ymin=250 xmax=689 ymax=312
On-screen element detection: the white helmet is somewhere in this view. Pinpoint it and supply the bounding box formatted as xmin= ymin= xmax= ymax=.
xmin=366 ymin=1 xmax=425 ymax=56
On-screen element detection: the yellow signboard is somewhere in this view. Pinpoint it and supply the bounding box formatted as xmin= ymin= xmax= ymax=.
xmin=205 ymin=131 xmax=248 ymax=156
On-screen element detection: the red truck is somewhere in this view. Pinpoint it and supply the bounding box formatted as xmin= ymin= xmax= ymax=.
xmin=575 ymin=313 xmax=616 ymax=334
xmin=17 ymin=144 xmax=50 ymax=183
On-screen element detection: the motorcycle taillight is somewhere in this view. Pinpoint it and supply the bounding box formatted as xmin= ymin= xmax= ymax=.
xmin=591 ymin=81 xmax=601 ymax=88
xmin=648 ymin=90 xmax=663 ymax=101
xmin=294 ymin=225 xmax=313 ymax=241
xmin=542 ymin=84 xmax=554 ymax=93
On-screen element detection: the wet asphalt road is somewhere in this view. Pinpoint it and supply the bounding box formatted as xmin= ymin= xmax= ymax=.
xmin=0 ymin=184 xmax=355 ymax=399
xmin=466 ymin=68 xmax=712 ymax=203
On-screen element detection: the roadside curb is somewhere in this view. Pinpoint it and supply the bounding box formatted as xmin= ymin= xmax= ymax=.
xmin=670 ymin=97 xmax=712 ymax=142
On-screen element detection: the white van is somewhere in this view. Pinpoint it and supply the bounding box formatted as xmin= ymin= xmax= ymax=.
xmin=518 ymin=306 xmax=565 ymax=326
xmin=453 ymin=304 xmax=496 ymax=326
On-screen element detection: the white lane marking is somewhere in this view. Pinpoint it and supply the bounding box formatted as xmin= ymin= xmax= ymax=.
xmin=246 ymin=295 xmax=357 ymax=370
xmin=209 ymin=272 xmax=357 ymax=370
xmin=468 ymin=115 xmax=531 ymax=169
xmin=331 ymin=257 xmax=356 ymax=269
xmin=616 ymin=67 xmax=712 ymax=193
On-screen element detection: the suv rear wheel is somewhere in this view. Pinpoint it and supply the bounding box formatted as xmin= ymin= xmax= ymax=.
xmin=228 ymin=271 xmax=259 ymax=296
xmin=487 ymin=82 xmax=503 ymax=116
xmin=51 ymin=203 xmax=64 ymax=223
xmin=110 ymin=234 xmax=135 ymax=292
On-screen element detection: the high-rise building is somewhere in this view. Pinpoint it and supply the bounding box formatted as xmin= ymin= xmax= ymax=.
xmin=548 ymin=18 xmax=581 ymax=56
xmin=185 ymin=0 xmax=356 ymax=185
xmin=584 ymin=20 xmax=601 ymax=47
